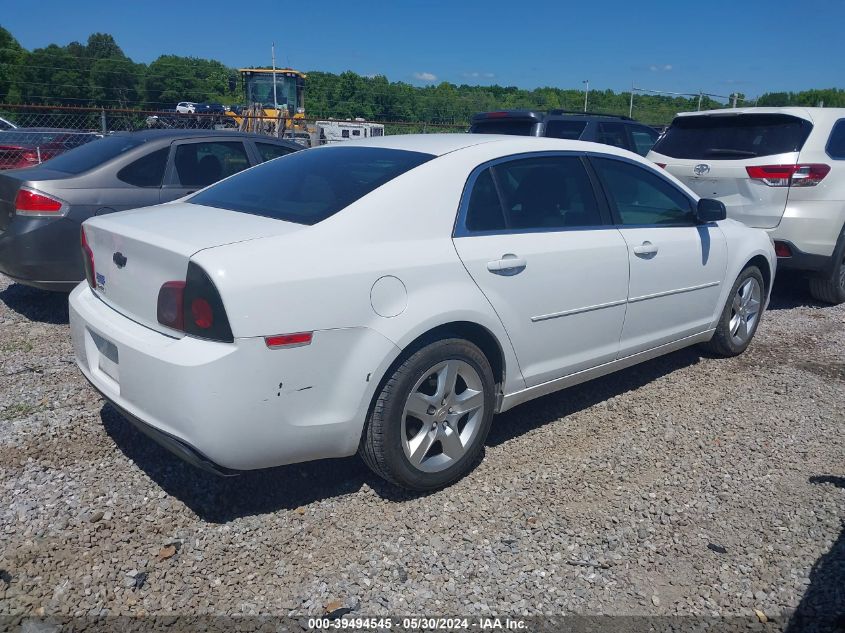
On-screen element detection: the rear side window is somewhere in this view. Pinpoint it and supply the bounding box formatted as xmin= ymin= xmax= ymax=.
xmin=652 ymin=114 xmax=812 ymax=159
xmin=256 ymin=142 xmax=295 ymax=163
xmin=593 ymin=157 xmax=694 ymax=226
xmin=463 ymin=156 xmax=601 ymax=232
xmin=826 ymin=120 xmax=845 ymax=159
xmin=630 ymin=127 xmax=659 ymax=156
xmin=174 ymin=141 xmax=250 ymax=187
xmin=32 ymin=135 xmax=143 ymax=174
xmin=117 ymin=147 xmax=169 ymax=187
xmin=544 ymin=120 xmax=587 ymax=140
xmin=190 ymin=146 xmax=434 ymax=225
xmin=470 ymin=120 xmax=536 ymax=136
xmin=596 ymin=123 xmax=629 ymax=150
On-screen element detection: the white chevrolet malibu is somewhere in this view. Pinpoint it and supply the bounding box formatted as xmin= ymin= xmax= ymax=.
xmin=70 ymin=134 xmax=775 ymax=490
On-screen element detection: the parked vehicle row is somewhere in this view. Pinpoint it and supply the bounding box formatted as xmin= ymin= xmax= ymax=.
xmin=0 ymin=128 xmax=99 ymax=170
xmin=68 ymin=134 xmax=774 ymax=490
xmin=0 ymin=130 xmax=300 ymax=290
xmin=648 ymin=107 xmax=845 ymax=304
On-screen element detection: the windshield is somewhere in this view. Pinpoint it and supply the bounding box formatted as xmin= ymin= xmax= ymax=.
xmin=652 ymin=114 xmax=812 ymax=159
xmin=39 ymin=135 xmax=146 ymax=174
xmin=190 ymin=146 xmax=435 ymax=225
xmin=245 ymin=74 xmax=298 ymax=109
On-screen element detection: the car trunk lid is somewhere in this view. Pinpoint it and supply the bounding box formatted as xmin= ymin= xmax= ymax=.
xmin=83 ymin=202 xmax=303 ymax=336
xmin=649 ymin=112 xmax=813 ymax=229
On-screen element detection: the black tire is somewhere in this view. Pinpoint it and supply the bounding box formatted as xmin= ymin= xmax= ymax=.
xmin=808 ymin=253 xmax=845 ymax=305
xmin=701 ymin=266 xmax=766 ymax=357
xmin=360 ymin=338 xmax=496 ymax=491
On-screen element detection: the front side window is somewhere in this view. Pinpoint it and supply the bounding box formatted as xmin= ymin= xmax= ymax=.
xmin=826 ymin=119 xmax=845 ymax=159
xmin=592 ymin=157 xmax=694 ymax=226
xmin=463 ymin=155 xmax=601 ymax=233
xmin=117 ymin=147 xmax=169 ymax=187
xmin=174 ymin=141 xmax=250 ymax=188
xmin=190 ymin=146 xmax=434 ymax=225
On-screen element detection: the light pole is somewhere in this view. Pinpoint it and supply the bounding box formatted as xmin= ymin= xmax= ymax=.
xmin=583 ymin=80 xmax=589 ymax=112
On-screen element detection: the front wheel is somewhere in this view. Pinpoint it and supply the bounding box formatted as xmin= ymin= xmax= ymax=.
xmin=360 ymin=338 xmax=495 ymax=491
xmin=701 ymin=266 xmax=765 ymax=357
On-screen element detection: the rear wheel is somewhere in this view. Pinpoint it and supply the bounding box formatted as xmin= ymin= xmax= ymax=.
xmin=360 ymin=338 xmax=495 ymax=491
xmin=702 ymin=266 xmax=765 ymax=357
xmin=808 ymin=252 xmax=845 ymax=305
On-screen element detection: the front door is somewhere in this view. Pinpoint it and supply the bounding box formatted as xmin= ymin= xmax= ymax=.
xmin=590 ymin=156 xmax=727 ymax=357
xmin=453 ymin=154 xmax=630 ymax=387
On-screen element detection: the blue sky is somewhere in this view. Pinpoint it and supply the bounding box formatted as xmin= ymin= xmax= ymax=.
xmin=3 ymin=0 xmax=843 ymax=98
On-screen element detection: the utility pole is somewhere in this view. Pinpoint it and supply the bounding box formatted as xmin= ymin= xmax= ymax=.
xmin=731 ymin=93 xmax=739 ymax=108
xmin=583 ymin=80 xmax=589 ymax=112
xmin=698 ymin=91 xmax=703 ymax=111
xmin=629 ymin=82 xmax=634 ymax=118
xmin=271 ymin=42 xmax=278 ymax=109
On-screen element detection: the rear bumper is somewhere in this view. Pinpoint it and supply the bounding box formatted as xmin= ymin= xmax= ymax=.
xmin=0 ymin=215 xmax=84 ymax=289
xmin=69 ymin=284 xmax=400 ymax=471
xmin=771 ymin=240 xmax=833 ymax=274
xmin=767 ymin=201 xmax=845 ymax=258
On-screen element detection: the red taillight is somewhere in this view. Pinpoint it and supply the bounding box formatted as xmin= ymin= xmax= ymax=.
xmin=746 ymin=164 xmax=830 ymax=187
xmin=190 ymin=297 xmax=214 ymax=329
xmin=157 ymin=281 xmax=186 ymax=331
xmin=774 ymin=241 xmax=792 ymax=258
xmin=157 ymin=263 xmax=233 ymax=342
xmin=21 ymin=150 xmax=39 ymax=164
xmin=265 ymin=332 xmax=313 ymax=349
xmin=81 ymin=227 xmax=96 ymax=289
xmin=15 ymin=189 xmax=64 ymax=215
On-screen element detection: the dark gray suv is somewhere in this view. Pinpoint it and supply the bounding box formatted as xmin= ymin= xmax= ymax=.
xmin=0 ymin=129 xmax=301 ymax=291
xmin=470 ymin=110 xmax=660 ymax=156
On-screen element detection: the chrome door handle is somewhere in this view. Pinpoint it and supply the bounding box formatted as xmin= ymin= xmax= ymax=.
xmin=487 ymin=254 xmax=527 ymax=275
xmin=633 ymin=241 xmax=658 ymax=257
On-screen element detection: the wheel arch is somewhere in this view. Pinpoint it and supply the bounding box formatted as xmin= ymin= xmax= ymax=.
xmin=745 ymin=253 xmax=772 ymax=295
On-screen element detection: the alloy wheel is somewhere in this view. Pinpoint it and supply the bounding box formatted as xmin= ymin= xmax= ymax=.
xmin=401 ymin=359 xmax=485 ymax=473
xmin=729 ymin=277 xmax=762 ymax=345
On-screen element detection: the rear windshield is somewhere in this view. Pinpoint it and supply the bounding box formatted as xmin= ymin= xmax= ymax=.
xmin=652 ymin=114 xmax=812 ymax=159
xmin=544 ymin=120 xmax=587 ymax=140
xmin=470 ymin=119 xmax=536 ymax=136
xmin=0 ymin=131 xmax=89 ymax=145
xmin=189 ymin=146 xmax=435 ymax=225
xmin=40 ymin=135 xmax=146 ymax=174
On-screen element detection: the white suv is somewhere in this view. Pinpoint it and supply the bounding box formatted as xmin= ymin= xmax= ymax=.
xmin=175 ymin=101 xmax=197 ymax=114
xmin=648 ymin=107 xmax=845 ymax=304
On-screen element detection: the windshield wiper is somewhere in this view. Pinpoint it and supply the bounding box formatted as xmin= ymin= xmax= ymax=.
xmin=703 ymin=148 xmax=758 ymax=157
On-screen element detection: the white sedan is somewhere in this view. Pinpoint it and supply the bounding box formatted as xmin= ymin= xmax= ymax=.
xmin=69 ymin=134 xmax=775 ymax=490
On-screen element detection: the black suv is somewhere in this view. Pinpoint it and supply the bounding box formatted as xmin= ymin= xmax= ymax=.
xmin=470 ymin=110 xmax=660 ymax=156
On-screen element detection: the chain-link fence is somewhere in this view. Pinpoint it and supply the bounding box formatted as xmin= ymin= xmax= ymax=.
xmin=0 ymin=104 xmax=467 ymax=169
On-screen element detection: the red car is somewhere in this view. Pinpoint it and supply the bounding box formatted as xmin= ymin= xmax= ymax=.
xmin=0 ymin=129 xmax=99 ymax=170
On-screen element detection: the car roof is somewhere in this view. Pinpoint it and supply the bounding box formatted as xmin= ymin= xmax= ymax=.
xmin=471 ymin=109 xmax=636 ymax=123
xmin=675 ymin=107 xmax=845 ymax=124
xmin=323 ymin=132 xmax=641 ymax=160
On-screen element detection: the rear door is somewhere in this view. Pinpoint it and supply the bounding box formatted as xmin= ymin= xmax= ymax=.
xmin=591 ymin=156 xmax=727 ymax=356
xmin=452 ymin=153 xmax=630 ymax=387
xmin=160 ymin=138 xmax=252 ymax=202
xmin=649 ymin=112 xmax=813 ymax=228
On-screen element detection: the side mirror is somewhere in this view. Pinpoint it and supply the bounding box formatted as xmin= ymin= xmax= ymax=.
xmin=696 ymin=198 xmax=727 ymax=223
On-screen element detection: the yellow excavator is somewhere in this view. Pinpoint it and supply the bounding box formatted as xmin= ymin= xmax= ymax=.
xmin=225 ymin=68 xmax=308 ymax=137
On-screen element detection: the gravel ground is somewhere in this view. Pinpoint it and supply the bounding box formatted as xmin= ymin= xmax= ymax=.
xmin=0 ymin=272 xmax=842 ymax=622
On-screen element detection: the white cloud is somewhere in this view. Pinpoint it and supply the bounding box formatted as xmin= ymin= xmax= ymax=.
xmin=413 ymin=71 xmax=437 ymax=82
xmin=463 ymin=71 xmax=496 ymax=79
xmin=650 ymin=64 xmax=673 ymax=72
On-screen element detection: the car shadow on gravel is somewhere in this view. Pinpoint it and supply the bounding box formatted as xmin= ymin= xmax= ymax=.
xmin=100 ymin=403 xmax=415 ymax=523
xmin=487 ymin=346 xmax=703 ymax=447
xmin=0 ymin=282 xmax=69 ymax=324
xmin=786 ymin=475 xmax=845 ymax=632
xmin=767 ymin=273 xmax=828 ymax=311
xmin=101 ymin=347 xmax=709 ymax=522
